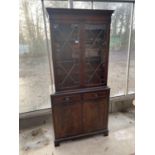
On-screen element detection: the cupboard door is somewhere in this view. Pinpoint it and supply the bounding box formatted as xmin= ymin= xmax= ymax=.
xmin=52 ymin=95 xmax=82 ymax=138
xmin=84 ymin=24 xmax=107 ymax=87
xmin=52 ymin=23 xmax=81 ymax=90
xmin=83 ymin=92 xmax=109 ymax=133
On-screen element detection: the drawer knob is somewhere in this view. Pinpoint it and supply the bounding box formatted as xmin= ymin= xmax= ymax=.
xmin=94 ymin=94 xmax=98 ymax=97
xmin=65 ymin=97 xmax=70 ymax=102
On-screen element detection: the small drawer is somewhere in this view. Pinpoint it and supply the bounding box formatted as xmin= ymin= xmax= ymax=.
xmin=83 ymin=91 xmax=107 ymax=100
xmin=53 ymin=94 xmax=81 ymax=104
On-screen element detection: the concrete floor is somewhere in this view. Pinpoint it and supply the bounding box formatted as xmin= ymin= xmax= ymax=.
xmin=19 ymin=112 xmax=135 ymax=155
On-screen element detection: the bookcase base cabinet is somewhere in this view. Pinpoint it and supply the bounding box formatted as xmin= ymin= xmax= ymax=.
xmin=51 ymin=87 xmax=110 ymax=146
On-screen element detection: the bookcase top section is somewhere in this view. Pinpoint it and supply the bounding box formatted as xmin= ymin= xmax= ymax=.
xmin=46 ymin=8 xmax=114 ymax=17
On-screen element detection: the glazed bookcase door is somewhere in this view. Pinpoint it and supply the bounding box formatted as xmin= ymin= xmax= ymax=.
xmin=52 ymin=23 xmax=81 ymax=91
xmin=84 ymin=24 xmax=107 ymax=87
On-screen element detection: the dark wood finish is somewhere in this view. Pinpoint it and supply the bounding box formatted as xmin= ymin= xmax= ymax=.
xmin=52 ymin=98 xmax=82 ymax=139
xmin=83 ymin=93 xmax=108 ymax=133
xmin=47 ymin=8 xmax=113 ymax=146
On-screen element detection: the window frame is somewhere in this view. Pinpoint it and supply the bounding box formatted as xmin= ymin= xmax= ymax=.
xmin=19 ymin=0 xmax=135 ymax=115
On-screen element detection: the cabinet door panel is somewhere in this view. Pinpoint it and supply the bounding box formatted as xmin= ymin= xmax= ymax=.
xmin=84 ymin=24 xmax=107 ymax=87
xmin=53 ymin=97 xmax=82 ymax=138
xmin=83 ymin=95 xmax=108 ymax=133
xmin=52 ymin=23 xmax=81 ymax=90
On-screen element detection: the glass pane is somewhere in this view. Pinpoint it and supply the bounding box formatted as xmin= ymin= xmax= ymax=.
xmin=94 ymin=2 xmax=132 ymax=96
xmin=53 ymin=23 xmax=81 ymax=90
xmin=19 ymin=0 xmax=51 ymax=113
xmin=53 ymin=24 xmax=80 ymax=60
xmin=84 ymin=24 xmax=107 ymax=86
xmin=128 ymin=10 xmax=135 ymax=94
xmin=73 ymin=1 xmax=92 ymax=9
xmin=44 ymin=1 xmax=68 ymax=8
